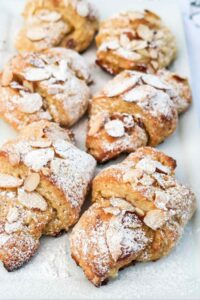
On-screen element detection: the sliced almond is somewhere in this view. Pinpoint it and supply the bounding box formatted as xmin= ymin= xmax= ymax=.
xmin=8 ymin=150 xmax=21 ymax=166
xmin=119 ymin=34 xmax=130 ymax=48
xmin=103 ymin=71 xmax=140 ymax=97
xmin=142 ymin=74 xmax=171 ymax=90
xmin=30 ymin=138 xmax=52 ymax=148
xmin=135 ymin=207 xmax=145 ymax=217
xmin=88 ymin=113 xmax=107 ymax=136
xmin=26 ymin=27 xmax=48 ymax=41
xmin=115 ymin=48 xmax=142 ymax=61
xmin=38 ymin=11 xmax=62 ymax=22
xmin=1 ymin=67 xmax=13 ymax=86
xmin=123 ymin=85 xmax=155 ymax=103
xmin=99 ymin=40 xmax=120 ymax=51
xmin=24 ymin=173 xmax=40 ymax=192
xmin=24 ymin=67 xmax=51 ymax=82
xmin=130 ymin=40 xmax=148 ymax=51
xmin=103 ymin=207 xmax=121 ymax=216
xmin=76 ymin=1 xmax=89 ymax=17
xmin=18 ymin=189 xmax=47 ymax=211
xmin=137 ymin=24 xmax=153 ymax=42
xmin=104 ymin=120 xmax=125 ymax=138
xmin=23 ymin=80 xmax=34 ymax=92
xmin=23 ymin=148 xmax=54 ymax=172
xmin=41 ymin=167 xmax=51 ymax=176
xmin=0 ymin=173 xmax=23 ymax=188
xmin=18 ymin=92 xmax=43 ymax=114
xmin=110 ymin=198 xmax=135 ymax=212
xmin=6 ymin=207 xmax=19 ymax=223
xmin=143 ymin=209 xmax=167 ymax=230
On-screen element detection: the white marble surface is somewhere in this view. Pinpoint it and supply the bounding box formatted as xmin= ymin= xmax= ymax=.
xmin=0 ymin=1 xmax=199 ymax=300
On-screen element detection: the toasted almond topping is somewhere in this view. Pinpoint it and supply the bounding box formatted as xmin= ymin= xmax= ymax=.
xmin=0 ymin=174 xmax=23 ymax=188
xmin=23 ymin=80 xmax=34 ymax=92
xmin=41 ymin=167 xmax=51 ymax=176
xmin=103 ymin=206 xmax=121 ymax=216
xmin=38 ymin=10 xmax=62 ymax=22
xmin=144 ymin=209 xmax=167 ymax=230
xmin=135 ymin=207 xmax=145 ymax=217
xmin=8 ymin=151 xmax=21 ymax=166
xmin=4 ymin=221 xmax=23 ymax=234
xmin=142 ymin=74 xmax=172 ymax=90
xmin=103 ymin=72 xmax=140 ymax=97
xmin=24 ymin=148 xmax=54 ymax=172
xmin=17 ymin=92 xmax=43 ymax=114
xmin=123 ymin=169 xmax=143 ymax=183
xmin=88 ymin=113 xmax=108 ymax=136
xmin=120 ymin=34 xmax=130 ymax=48
xmin=1 ymin=67 xmax=13 ymax=86
xmin=105 ymin=120 xmax=125 ymax=138
xmin=26 ymin=27 xmax=48 ymax=41
xmin=76 ymin=1 xmax=89 ymax=17
xmin=7 ymin=207 xmax=19 ymax=223
xmin=24 ymin=173 xmax=40 ymax=192
xmin=24 ymin=67 xmax=51 ymax=81
xmin=130 ymin=40 xmax=148 ymax=50
xmin=18 ymin=189 xmax=47 ymax=211
xmin=110 ymin=198 xmax=135 ymax=212
xmin=137 ymin=24 xmax=153 ymax=42
xmin=123 ymin=84 xmax=154 ymax=102
xmin=30 ymin=138 xmax=52 ymax=148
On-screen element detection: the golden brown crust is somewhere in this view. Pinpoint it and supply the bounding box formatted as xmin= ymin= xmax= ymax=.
xmin=16 ymin=0 xmax=99 ymax=53
xmin=0 ymin=48 xmax=91 ymax=130
xmin=86 ymin=70 xmax=180 ymax=162
xmin=70 ymin=147 xmax=196 ymax=286
xmin=96 ymin=10 xmax=176 ymax=75
xmin=0 ymin=121 xmax=96 ymax=270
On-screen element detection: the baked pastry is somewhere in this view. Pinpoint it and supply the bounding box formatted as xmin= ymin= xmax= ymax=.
xmin=86 ymin=69 xmax=192 ymax=162
xmin=16 ymin=0 xmax=99 ymax=53
xmin=96 ymin=10 xmax=176 ymax=74
xmin=0 ymin=120 xmax=96 ymax=271
xmin=0 ymin=48 xmax=91 ymax=130
xmin=70 ymin=147 xmax=196 ymax=286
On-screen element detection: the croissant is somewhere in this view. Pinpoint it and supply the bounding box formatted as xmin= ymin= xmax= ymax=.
xmin=70 ymin=147 xmax=196 ymax=286
xmin=15 ymin=0 xmax=99 ymax=53
xmin=0 ymin=47 xmax=91 ymax=130
xmin=86 ymin=69 xmax=192 ymax=162
xmin=0 ymin=120 xmax=96 ymax=271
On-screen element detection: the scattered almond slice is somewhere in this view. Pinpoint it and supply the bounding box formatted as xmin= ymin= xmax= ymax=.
xmin=143 ymin=209 xmax=167 ymax=230
xmin=38 ymin=11 xmax=62 ymax=22
xmin=76 ymin=1 xmax=89 ymax=17
xmin=120 ymin=34 xmax=130 ymax=48
xmin=88 ymin=113 xmax=107 ymax=136
xmin=130 ymin=40 xmax=148 ymax=51
xmin=115 ymin=48 xmax=142 ymax=61
xmin=23 ymin=148 xmax=54 ymax=172
xmin=6 ymin=207 xmax=19 ymax=223
xmin=103 ymin=207 xmax=121 ymax=216
xmin=24 ymin=67 xmax=51 ymax=81
xmin=123 ymin=84 xmax=155 ymax=103
xmin=137 ymin=24 xmax=153 ymax=42
xmin=103 ymin=72 xmax=140 ymax=97
xmin=110 ymin=198 xmax=135 ymax=212
xmin=30 ymin=138 xmax=52 ymax=148
xmin=1 ymin=67 xmax=13 ymax=86
xmin=104 ymin=120 xmax=125 ymax=138
xmin=99 ymin=40 xmax=120 ymax=51
xmin=17 ymin=92 xmax=43 ymax=114
xmin=135 ymin=207 xmax=145 ymax=217
xmin=142 ymin=74 xmax=172 ymax=90
xmin=23 ymin=80 xmax=34 ymax=92
xmin=0 ymin=173 xmax=23 ymax=188
xmin=4 ymin=221 xmax=23 ymax=234
xmin=136 ymin=158 xmax=156 ymax=174
xmin=24 ymin=173 xmax=40 ymax=192
xmin=18 ymin=189 xmax=47 ymax=211
xmin=26 ymin=27 xmax=48 ymax=41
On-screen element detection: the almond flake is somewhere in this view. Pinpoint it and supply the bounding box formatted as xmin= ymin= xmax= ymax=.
xmin=6 ymin=207 xmax=19 ymax=223
xmin=88 ymin=113 xmax=107 ymax=136
xmin=38 ymin=11 xmax=62 ymax=22
xmin=103 ymin=72 xmax=140 ymax=97
xmin=0 ymin=174 xmax=23 ymax=188
xmin=104 ymin=120 xmax=125 ymax=138
xmin=17 ymin=92 xmax=43 ymax=114
xmin=154 ymin=190 xmax=169 ymax=210
xmin=99 ymin=40 xmax=120 ymax=51
xmin=4 ymin=221 xmax=23 ymax=234
xmin=123 ymin=84 xmax=154 ymax=103
xmin=24 ymin=67 xmax=51 ymax=81
xmin=30 ymin=138 xmax=52 ymax=148
xmin=142 ymin=74 xmax=172 ymax=90
xmin=103 ymin=207 xmax=121 ymax=216
xmin=143 ymin=209 xmax=167 ymax=230
xmin=136 ymin=158 xmax=156 ymax=174
xmin=26 ymin=27 xmax=48 ymax=41
xmin=110 ymin=198 xmax=135 ymax=212
xmin=18 ymin=189 xmax=47 ymax=211
xmin=120 ymin=34 xmax=130 ymax=48
xmin=24 ymin=173 xmax=40 ymax=192
xmin=23 ymin=80 xmax=34 ymax=92
xmin=23 ymin=148 xmax=54 ymax=172
xmin=137 ymin=25 xmax=153 ymax=42
xmin=115 ymin=48 xmax=142 ymax=61
xmin=135 ymin=207 xmax=145 ymax=217
xmin=76 ymin=1 xmax=89 ymax=17
xmin=130 ymin=40 xmax=148 ymax=51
